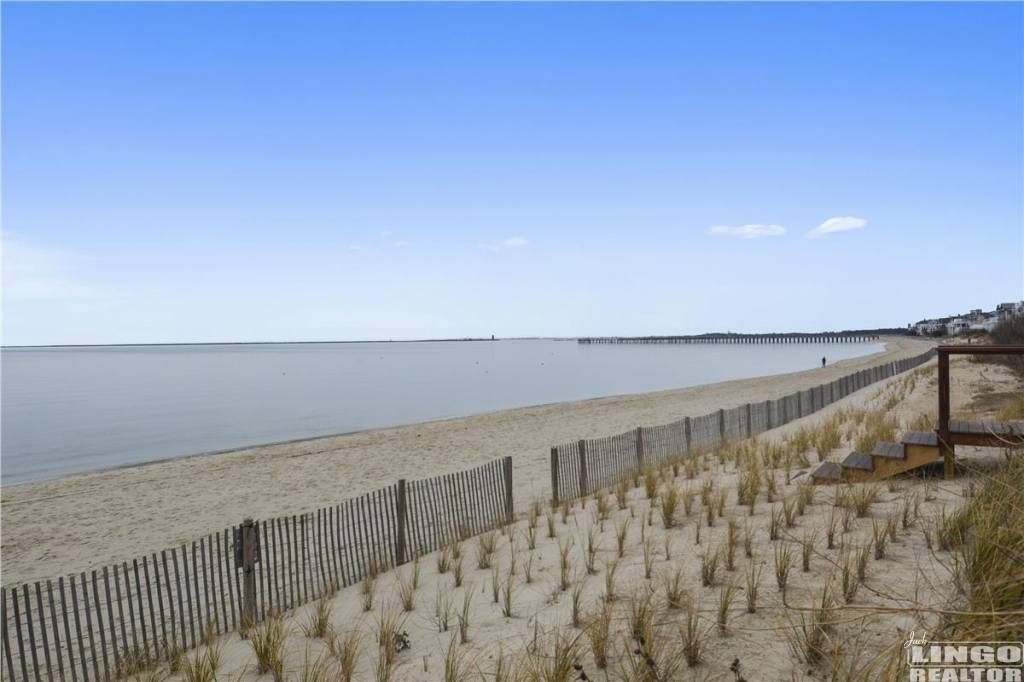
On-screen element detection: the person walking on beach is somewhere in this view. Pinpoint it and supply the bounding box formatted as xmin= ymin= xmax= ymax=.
xmin=822 ymin=356 xmax=826 ymax=367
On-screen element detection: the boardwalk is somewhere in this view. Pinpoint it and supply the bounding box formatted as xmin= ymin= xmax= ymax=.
xmin=577 ymin=333 xmax=881 ymax=344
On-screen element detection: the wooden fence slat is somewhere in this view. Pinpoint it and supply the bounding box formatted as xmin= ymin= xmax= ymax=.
xmin=282 ymin=518 xmax=294 ymax=610
xmin=2 ymin=587 xmax=15 ymax=682
xmin=120 ymin=564 xmax=136 ymax=656
xmin=356 ymin=498 xmax=370 ymax=576
xmin=36 ymin=582 xmax=53 ymax=682
xmin=232 ymin=527 xmax=243 ymax=626
xmin=190 ymin=540 xmax=203 ymax=638
xmin=340 ymin=503 xmax=356 ymax=584
xmin=89 ymin=572 xmax=108 ymax=682
xmin=70 ymin=574 xmax=91 ymax=682
xmin=23 ymin=584 xmax=41 ymax=682
xmin=296 ymin=516 xmax=308 ymax=605
xmin=270 ymin=520 xmax=283 ymax=609
xmin=46 ymin=580 xmax=63 ymax=682
xmin=58 ymin=578 xmax=77 ymax=682
xmin=133 ymin=560 xmax=150 ymax=658
xmin=326 ymin=507 xmax=340 ymax=589
xmin=181 ymin=545 xmax=197 ymax=648
xmin=370 ymin=492 xmax=384 ymax=570
xmin=315 ymin=510 xmax=327 ymax=592
xmin=215 ymin=533 xmax=228 ymax=632
xmin=368 ymin=493 xmax=382 ymax=572
xmin=100 ymin=568 xmax=118 ymax=675
xmin=259 ymin=522 xmax=271 ymax=617
xmin=169 ymin=548 xmax=188 ymax=649
xmin=335 ymin=505 xmax=349 ymax=586
xmin=160 ymin=551 xmax=178 ymax=651
xmin=223 ymin=531 xmax=236 ymax=631
xmin=200 ymin=539 xmax=212 ymax=635
xmin=348 ymin=500 xmax=364 ymax=583
xmin=252 ymin=527 xmax=264 ymax=622
xmin=13 ymin=583 xmax=29 ymax=682
xmin=149 ymin=555 xmax=167 ymax=657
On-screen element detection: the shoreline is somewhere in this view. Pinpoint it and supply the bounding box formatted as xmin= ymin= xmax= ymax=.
xmin=1 ymin=339 xmax=891 ymax=488
xmin=1 ymin=340 xmax=889 ymax=489
xmin=0 ymin=335 xmax=934 ymax=583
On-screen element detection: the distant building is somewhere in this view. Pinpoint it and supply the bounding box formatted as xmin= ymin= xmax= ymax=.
xmin=911 ymin=301 xmax=1022 ymax=336
xmin=948 ymin=318 xmax=970 ymax=335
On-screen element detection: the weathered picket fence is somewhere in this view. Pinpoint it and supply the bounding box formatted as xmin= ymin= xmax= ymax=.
xmin=549 ymin=349 xmax=937 ymax=504
xmin=1 ymin=457 xmax=513 ymax=682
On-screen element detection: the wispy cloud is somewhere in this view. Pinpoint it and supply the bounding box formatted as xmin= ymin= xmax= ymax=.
xmin=381 ymin=230 xmax=391 ymax=237
xmin=2 ymin=238 xmax=103 ymax=301
xmin=392 ymin=240 xmax=411 ymax=248
xmin=480 ymin=237 xmax=531 ymax=251
xmin=807 ymin=216 xmax=866 ymax=237
xmin=349 ymin=245 xmax=362 ymax=250
xmin=708 ymin=224 xmax=786 ymax=239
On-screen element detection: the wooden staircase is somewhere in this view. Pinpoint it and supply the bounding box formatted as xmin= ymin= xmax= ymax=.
xmin=810 ymin=420 xmax=1024 ymax=484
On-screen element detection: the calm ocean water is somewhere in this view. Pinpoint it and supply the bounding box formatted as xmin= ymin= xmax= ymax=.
xmin=1 ymin=339 xmax=884 ymax=484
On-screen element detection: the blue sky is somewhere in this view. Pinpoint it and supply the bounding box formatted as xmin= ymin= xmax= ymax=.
xmin=3 ymin=2 xmax=1022 ymax=345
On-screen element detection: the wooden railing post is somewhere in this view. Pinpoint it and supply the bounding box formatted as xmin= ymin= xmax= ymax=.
xmin=635 ymin=427 xmax=645 ymax=471
xmin=502 ymin=456 xmax=514 ymax=524
xmin=745 ymin=403 xmax=753 ymax=438
xmin=550 ymin=447 xmax=560 ymax=507
xmin=577 ymin=440 xmax=589 ymax=499
xmin=938 ymin=351 xmax=954 ymax=479
xmin=240 ymin=518 xmax=256 ymax=628
xmin=718 ymin=409 xmax=726 ymax=443
xmin=684 ymin=417 xmax=692 ymax=454
xmin=395 ymin=480 xmax=408 ymax=566
xmin=765 ymin=400 xmax=773 ymax=430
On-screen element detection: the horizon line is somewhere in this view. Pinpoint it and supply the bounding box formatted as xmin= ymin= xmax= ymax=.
xmin=1 ymin=329 xmax=909 ymax=349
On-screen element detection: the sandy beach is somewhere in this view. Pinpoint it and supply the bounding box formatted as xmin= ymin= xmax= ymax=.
xmin=0 ymin=335 xmax=935 ymax=585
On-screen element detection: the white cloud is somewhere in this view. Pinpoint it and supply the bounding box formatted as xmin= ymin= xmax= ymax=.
xmin=381 ymin=231 xmax=391 ymax=237
xmin=504 ymin=237 xmax=529 ymax=247
xmin=807 ymin=216 xmax=867 ymax=237
xmin=349 ymin=245 xmax=362 ymax=250
xmin=708 ymin=224 xmax=787 ymax=239
xmin=2 ymin=239 xmax=103 ymax=301
xmin=392 ymin=240 xmax=411 ymax=248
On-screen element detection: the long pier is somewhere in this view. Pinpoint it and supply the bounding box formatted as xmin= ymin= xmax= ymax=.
xmin=577 ymin=333 xmax=880 ymax=344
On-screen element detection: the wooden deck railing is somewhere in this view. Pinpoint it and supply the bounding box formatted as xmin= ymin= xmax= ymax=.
xmin=937 ymin=345 xmax=1024 ymax=477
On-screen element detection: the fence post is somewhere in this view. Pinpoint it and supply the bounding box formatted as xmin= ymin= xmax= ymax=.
xmin=765 ymin=400 xmax=773 ymax=430
xmin=938 ymin=351 xmax=954 ymax=479
xmin=718 ymin=409 xmax=726 ymax=443
xmin=635 ymin=428 xmax=645 ymax=471
xmin=550 ymin=448 xmax=560 ymax=507
xmin=241 ymin=518 xmax=256 ymax=628
xmin=745 ymin=403 xmax=753 ymax=438
xmin=395 ymin=480 xmax=408 ymax=566
xmin=684 ymin=417 xmax=692 ymax=454
xmin=502 ymin=456 xmax=514 ymax=524
xmin=577 ymin=440 xmax=589 ymax=499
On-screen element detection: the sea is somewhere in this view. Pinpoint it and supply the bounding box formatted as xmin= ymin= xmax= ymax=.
xmin=0 ymin=339 xmax=884 ymax=484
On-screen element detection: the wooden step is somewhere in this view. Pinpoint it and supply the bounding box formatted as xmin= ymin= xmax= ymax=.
xmin=841 ymin=451 xmax=874 ymax=470
xmin=810 ymin=461 xmax=844 ymax=481
xmin=902 ymin=430 xmax=939 ymax=447
xmin=871 ymin=441 xmax=905 ymax=459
